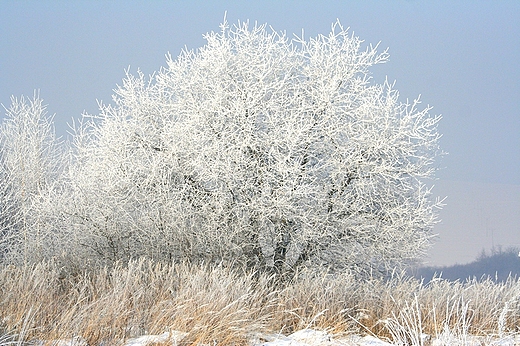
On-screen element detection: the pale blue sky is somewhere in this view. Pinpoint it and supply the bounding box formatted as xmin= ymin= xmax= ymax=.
xmin=1 ymin=1 xmax=519 ymax=265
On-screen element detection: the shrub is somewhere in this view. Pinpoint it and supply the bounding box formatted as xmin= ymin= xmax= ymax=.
xmin=0 ymin=94 xmax=63 ymax=264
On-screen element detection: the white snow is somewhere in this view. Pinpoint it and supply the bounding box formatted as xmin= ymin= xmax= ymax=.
xmin=255 ymin=330 xmax=401 ymax=346
xmin=124 ymin=331 xmax=188 ymax=346
xmin=32 ymin=328 xmax=520 ymax=346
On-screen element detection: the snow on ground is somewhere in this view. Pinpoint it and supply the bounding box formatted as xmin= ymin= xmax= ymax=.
xmin=124 ymin=331 xmax=188 ymax=346
xmin=34 ymin=328 xmax=520 ymax=346
xmin=254 ymin=330 xmax=397 ymax=346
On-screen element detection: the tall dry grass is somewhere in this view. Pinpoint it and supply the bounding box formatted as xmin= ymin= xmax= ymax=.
xmin=0 ymin=259 xmax=519 ymax=345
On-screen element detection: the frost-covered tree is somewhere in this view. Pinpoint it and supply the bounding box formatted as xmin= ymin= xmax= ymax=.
xmin=68 ymin=20 xmax=443 ymax=276
xmin=0 ymin=94 xmax=64 ymax=264
xmin=0 ymin=152 xmax=16 ymax=256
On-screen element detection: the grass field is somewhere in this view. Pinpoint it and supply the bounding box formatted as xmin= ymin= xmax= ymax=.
xmin=1 ymin=259 xmax=519 ymax=345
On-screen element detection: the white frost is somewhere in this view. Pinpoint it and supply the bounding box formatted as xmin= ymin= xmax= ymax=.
xmin=124 ymin=331 xmax=188 ymax=346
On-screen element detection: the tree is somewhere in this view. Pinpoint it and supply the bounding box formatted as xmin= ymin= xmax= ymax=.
xmin=67 ymin=20 xmax=443 ymax=276
xmin=0 ymin=94 xmax=63 ymax=264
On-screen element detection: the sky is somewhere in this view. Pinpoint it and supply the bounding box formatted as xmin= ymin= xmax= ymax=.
xmin=1 ymin=1 xmax=519 ymax=266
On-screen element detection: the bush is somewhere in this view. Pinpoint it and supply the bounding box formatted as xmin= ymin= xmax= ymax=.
xmin=0 ymin=94 xmax=63 ymax=264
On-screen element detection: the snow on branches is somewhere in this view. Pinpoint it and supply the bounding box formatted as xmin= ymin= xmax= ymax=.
xmin=1 ymin=21 xmax=443 ymax=277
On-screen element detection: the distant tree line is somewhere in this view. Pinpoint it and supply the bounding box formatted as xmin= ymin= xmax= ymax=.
xmin=412 ymin=246 xmax=520 ymax=282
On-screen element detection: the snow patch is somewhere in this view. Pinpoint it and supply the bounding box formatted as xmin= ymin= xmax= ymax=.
xmin=124 ymin=331 xmax=188 ymax=346
xmin=30 ymin=328 xmax=520 ymax=346
xmin=255 ymin=329 xmax=393 ymax=346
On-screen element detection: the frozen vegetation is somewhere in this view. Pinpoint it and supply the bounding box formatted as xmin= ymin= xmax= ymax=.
xmin=2 ymin=19 xmax=515 ymax=346
xmin=0 ymin=19 xmax=442 ymax=276
xmin=1 ymin=261 xmax=520 ymax=345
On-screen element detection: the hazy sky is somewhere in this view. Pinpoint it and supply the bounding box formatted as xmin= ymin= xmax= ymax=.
xmin=1 ymin=1 xmax=519 ymax=266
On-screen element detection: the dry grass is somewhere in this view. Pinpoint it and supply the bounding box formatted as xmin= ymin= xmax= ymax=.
xmin=0 ymin=260 xmax=519 ymax=345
